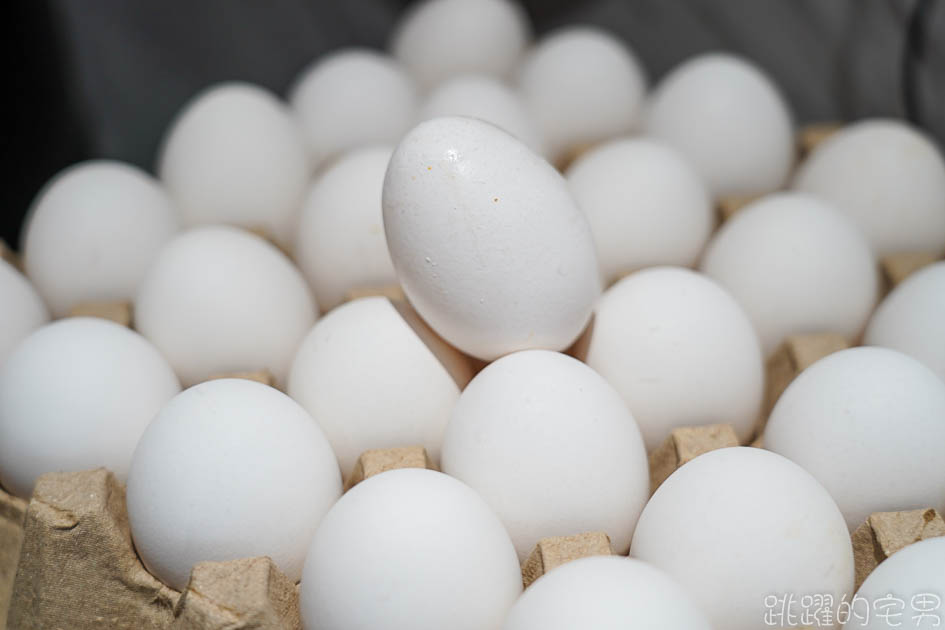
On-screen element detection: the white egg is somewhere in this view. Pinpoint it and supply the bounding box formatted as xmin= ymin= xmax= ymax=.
xmin=21 ymin=161 xmax=178 ymax=317
xmin=418 ymin=74 xmax=543 ymax=154
xmin=644 ymin=53 xmax=794 ymax=198
xmin=764 ymin=347 xmax=945 ymax=529
xmin=0 ymin=259 xmax=49 ymax=365
xmin=565 ymin=138 xmax=712 ymax=282
xmin=300 ymin=468 xmax=522 ymax=630
xmin=700 ymin=192 xmax=878 ymax=356
xmin=391 ymin=0 xmax=530 ymax=89
xmin=503 ymin=556 xmax=712 ymax=630
xmin=441 ymin=350 xmax=649 ymax=560
xmin=135 ymin=226 xmax=316 ymax=387
xmin=289 ymin=49 xmax=417 ymax=169
xmin=0 ymin=318 xmax=180 ymax=498
xmin=518 ymin=26 xmax=647 ymax=163
xmin=630 ymin=447 xmax=854 ymax=630
xmin=585 ymin=267 xmax=763 ymax=451
xmin=127 ymin=378 xmax=341 ymax=590
xmin=865 ymin=262 xmax=945 ymax=382
xmin=383 ymin=116 xmax=600 ymax=361
xmin=288 ymin=296 xmax=472 ymax=474
xmin=849 ymin=537 xmax=945 ymax=630
xmin=793 ymin=119 xmax=945 ymax=256
xmin=157 ymin=82 xmax=309 ymax=247
xmin=294 ymin=146 xmax=398 ymax=311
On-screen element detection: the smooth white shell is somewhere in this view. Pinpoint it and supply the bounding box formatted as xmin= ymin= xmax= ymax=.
xmin=0 ymin=259 xmax=49 ymax=365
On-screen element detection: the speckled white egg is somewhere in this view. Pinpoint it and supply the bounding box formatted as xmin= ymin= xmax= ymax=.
xmin=135 ymin=226 xmax=316 ymax=387
xmin=565 ymin=138 xmax=713 ymax=283
xmin=585 ymin=267 xmax=763 ymax=451
xmin=127 ymin=378 xmax=341 ymax=590
xmin=157 ymin=82 xmax=309 ymax=247
xmin=865 ymin=262 xmax=945 ymax=382
xmin=630 ymin=447 xmax=854 ymax=630
xmin=383 ymin=116 xmax=600 ymax=361
xmin=391 ymin=0 xmax=530 ymax=89
xmin=21 ymin=161 xmax=178 ymax=317
xmin=288 ymin=296 xmax=472 ymax=475
xmin=300 ymin=468 xmax=522 ymax=630
xmin=0 ymin=318 xmax=180 ymax=498
xmin=289 ymin=49 xmax=417 ymax=169
xmin=700 ymin=192 xmax=878 ymax=356
xmin=294 ymin=146 xmax=398 ymax=311
xmin=764 ymin=347 xmax=945 ymax=529
xmin=518 ymin=26 xmax=647 ymax=163
xmin=0 ymin=259 xmax=49 ymax=365
xmin=441 ymin=350 xmax=649 ymax=560
xmin=644 ymin=53 xmax=794 ymax=198
xmin=793 ymin=119 xmax=945 ymax=256
xmin=503 ymin=556 xmax=712 ymax=630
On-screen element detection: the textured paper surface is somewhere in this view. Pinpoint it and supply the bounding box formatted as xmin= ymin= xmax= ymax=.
xmin=648 ymin=424 xmax=739 ymax=494
xmin=880 ymin=251 xmax=940 ymax=289
xmin=716 ymin=194 xmax=762 ymax=222
xmin=521 ymin=532 xmax=612 ymax=588
xmin=851 ymin=508 xmax=945 ymax=591
xmin=0 ymin=487 xmax=27 ymax=630
xmin=342 ymin=284 xmax=405 ymax=303
xmin=69 ymin=300 xmax=134 ymax=327
xmin=345 ymin=445 xmax=435 ymax=491
xmin=796 ymin=122 xmax=842 ymax=158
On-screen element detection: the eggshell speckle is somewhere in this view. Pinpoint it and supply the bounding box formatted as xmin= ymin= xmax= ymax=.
xmin=0 ymin=259 xmax=49 ymax=365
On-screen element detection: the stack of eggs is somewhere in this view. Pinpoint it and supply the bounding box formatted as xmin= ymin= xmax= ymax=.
xmin=3 ymin=0 xmax=945 ymax=628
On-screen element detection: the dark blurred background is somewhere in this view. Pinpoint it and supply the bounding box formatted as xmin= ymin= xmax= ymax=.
xmin=4 ymin=0 xmax=943 ymax=249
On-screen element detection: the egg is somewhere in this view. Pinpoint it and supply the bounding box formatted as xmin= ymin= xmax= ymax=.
xmin=849 ymin=537 xmax=945 ymax=630
xmin=417 ymin=74 xmax=543 ymax=154
xmin=700 ymin=192 xmax=878 ymax=356
xmin=764 ymin=347 xmax=945 ymax=529
xmin=21 ymin=161 xmax=179 ymax=317
xmin=793 ymin=119 xmax=945 ymax=256
xmin=441 ymin=350 xmax=648 ymax=559
xmin=643 ymin=53 xmax=794 ymax=198
xmin=382 ymin=116 xmax=600 ymax=361
xmin=294 ymin=146 xmax=398 ymax=311
xmin=517 ymin=26 xmax=647 ymax=163
xmin=300 ymin=468 xmax=522 ymax=630
xmin=630 ymin=447 xmax=854 ymax=630
xmin=288 ymin=49 xmax=417 ymax=169
xmin=157 ymin=82 xmax=309 ymax=247
xmin=0 ymin=318 xmax=180 ymax=498
xmin=565 ymin=138 xmax=713 ymax=283
xmin=502 ymin=556 xmax=712 ymax=630
xmin=0 ymin=259 xmax=49 ymax=365
xmin=135 ymin=226 xmax=316 ymax=387
xmin=865 ymin=262 xmax=945 ymax=382
xmin=391 ymin=0 xmax=530 ymax=89
xmin=287 ymin=296 xmax=472 ymax=474
xmin=584 ymin=267 xmax=763 ymax=451
xmin=127 ymin=378 xmax=341 ymax=590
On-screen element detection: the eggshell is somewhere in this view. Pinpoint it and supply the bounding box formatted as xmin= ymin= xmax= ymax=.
xmin=585 ymin=267 xmax=763 ymax=451
xmin=502 ymin=556 xmax=712 ymax=630
xmin=382 ymin=116 xmax=600 ymax=361
xmin=630 ymin=447 xmax=854 ymax=630
xmin=157 ymin=82 xmax=309 ymax=247
xmin=391 ymin=0 xmax=530 ymax=89
xmin=0 ymin=259 xmax=49 ymax=365
xmin=0 ymin=318 xmax=180 ymax=498
xmin=518 ymin=26 xmax=647 ymax=163
xmin=289 ymin=49 xmax=417 ymax=169
xmin=849 ymin=537 xmax=945 ymax=629
xmin=440 ymin=350 xmax=649 ymax=560
xmin=700 ymin=192 xmax=878 ymax=356
xmin=793 ymin=119 xmax=945 ymax=256
xmin=21 ymin=161 xmax=178 ymax=317
xmin=565 ymin=138 xmax=712 ymax=283
xmin=294 ymin=146 xmax=398 ymax=311
xmin=135 ymin=226 xmax=316 ymax=387
xmin=643 ymin=53 xmax=794 ymax=197
xmin=764 ymin=347 xmax=945 ymax=529
xmin=287 ymin=296 xmax=471 ymax=474
xmin=865 ymin=262 xmax=945 ymax=382
xmin=127 ymin=378 xmax=341 ymax=590
xmin=300 ymin=468 xmax=522 ymax=630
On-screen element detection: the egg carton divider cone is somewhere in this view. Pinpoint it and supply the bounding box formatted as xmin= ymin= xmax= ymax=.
xmin=344 ymin=445 xmax=436 ymax=492
xmin=851 ymin=508 xmax=945 ymax=592
xmin=521 ymin=532 xmax=612 ymax=589
xmin=648 ymin=424 xmax=739 ymax=495
xmin=68 ymin=300 xmax=134 ymax=328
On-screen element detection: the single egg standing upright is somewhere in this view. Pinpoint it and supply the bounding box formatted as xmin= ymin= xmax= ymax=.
xmin=0 ymin=259 xmax=49 ymax=365
xmin=21 ymin=161 xmax=179 ymax=317
xmin=383 ymin=116 xmax=600 ymax=361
